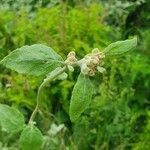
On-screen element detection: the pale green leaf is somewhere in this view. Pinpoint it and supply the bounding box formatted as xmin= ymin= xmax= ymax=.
xmin=0 ymin=44 xmax=63 ymax=76
xmin=19 ymin=124 xmax=43 ymax=150
xmin=103 ymin=37 xmax=137 ymax=56
xmin=0 ymin=104 xmax=25 ymax=133
xmin=69 ymin=73 xmax=94 ymax=122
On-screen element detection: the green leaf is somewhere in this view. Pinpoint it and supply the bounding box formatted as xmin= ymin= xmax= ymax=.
xmin=69 ymin=73 xmax=94 ymax=122
xmin=103 ymin=37 xmax=137 ymax=56
xmin=19 ymin=124 xmax=43 ymax=150
xmin=0 ymin=44 xmax=63 ymax=76
xmin=0 ymin=104 xmax=25 ymax=133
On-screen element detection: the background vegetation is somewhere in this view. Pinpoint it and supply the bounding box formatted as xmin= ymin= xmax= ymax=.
xmin=0 ymin=0 xmax=149 ymax=149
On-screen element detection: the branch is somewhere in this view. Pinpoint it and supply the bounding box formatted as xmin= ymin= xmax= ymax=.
xmin=28 ymin=66 xmax=67 ymax=124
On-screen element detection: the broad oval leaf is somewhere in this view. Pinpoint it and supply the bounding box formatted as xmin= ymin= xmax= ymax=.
xmin=19 ymin=124 xmax=43 ymax=150
xmin=103 ymin=37 xmax=137 ymax=56
xmin=69 ymin=73 xmax=94 ymax=122
xmin=0 ymin=104 xmax=25 ymax=133
xmin=0 ymin=44 xmax=64 ymax=76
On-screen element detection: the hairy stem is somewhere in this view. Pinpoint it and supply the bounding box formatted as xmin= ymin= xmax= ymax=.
xmin=28 ymin=66 xmax=67 ymax=124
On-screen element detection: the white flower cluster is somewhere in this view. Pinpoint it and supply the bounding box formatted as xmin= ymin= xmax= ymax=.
xmin=79 ymin=48 xmax=105 ymax=76
xmin=65 ymin=49 xmax=106 ymax=76
xmin=65 ymin=51 xmax=77 ymax=72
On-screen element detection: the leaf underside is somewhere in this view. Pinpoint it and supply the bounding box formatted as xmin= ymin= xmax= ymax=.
xmin=69 ymin=73 xmax=94 ymax=122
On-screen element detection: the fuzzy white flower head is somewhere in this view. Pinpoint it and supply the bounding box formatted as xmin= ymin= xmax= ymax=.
xmin=65 ymin=51 xmax=77 ymax=65
xmin=80 ymin=48 xmax=105 ymax=76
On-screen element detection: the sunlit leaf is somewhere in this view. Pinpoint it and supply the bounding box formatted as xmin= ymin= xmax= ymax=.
xmin=103 ymin=37 xmax=137 ymax=56
xmin=0 ymin=104 xmax=25 ymax=133
xmin=19 ymin=124 xmax=43 ymax=150
xmin=0 ymin=44 xmax=64 ymax=76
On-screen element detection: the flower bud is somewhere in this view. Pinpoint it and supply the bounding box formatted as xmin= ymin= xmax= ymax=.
xmin=65 ymin=51 xmax=77 ymax=65
xmin=68 ymin=65 xmax=74 ymax=72
xmin=97 ymin=66 xmax=106 ymax=74
xmin=81 ymin=63 xmax=90 ymax=75
xmin=92 ymin=48 xmax=100 ymax=54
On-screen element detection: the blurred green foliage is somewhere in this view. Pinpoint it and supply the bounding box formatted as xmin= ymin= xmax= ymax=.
xmin=0 ymin=0 xmax=149 ymax=149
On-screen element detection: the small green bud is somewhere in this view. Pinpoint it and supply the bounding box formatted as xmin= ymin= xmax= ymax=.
xmin=68 ymin=65 xmax=74 ymax=72
xmin=97 ymin=66 xmax=106 ymax=74
xmin=92 ymin=48 xmax=100 ymax=53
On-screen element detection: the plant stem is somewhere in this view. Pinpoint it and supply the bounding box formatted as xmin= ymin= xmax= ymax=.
xmin=28 ymin=66 xmax=67 ymax=124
